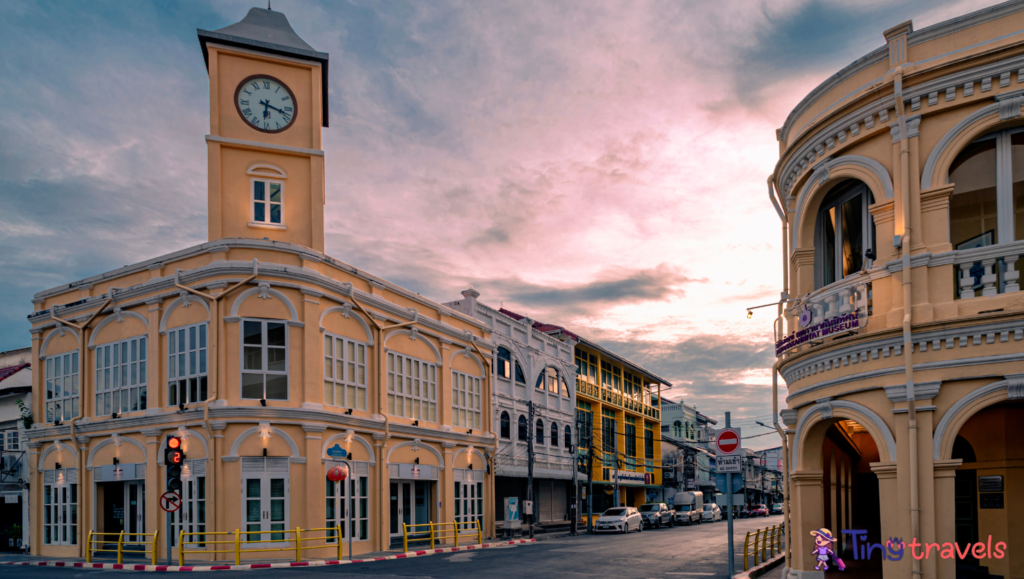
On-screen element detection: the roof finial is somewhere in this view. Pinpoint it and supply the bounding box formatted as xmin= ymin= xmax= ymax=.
xmin=267 ymin=1 xmax=271 ymax=10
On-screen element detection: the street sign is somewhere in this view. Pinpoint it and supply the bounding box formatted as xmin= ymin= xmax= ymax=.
xmin=715 ymin=428 xmax=742 ymax=456
xmin=160 ymin=491 xmax=181 ymax=513
xmin=523 ymin=500 xmax=533 ymax=516
xmin=717 ymin=455 xmax=742 ymax=473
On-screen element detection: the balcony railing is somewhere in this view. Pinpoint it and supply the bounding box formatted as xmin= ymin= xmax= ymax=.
xmin=575 ymin=378 xmax=660 ymax=420
xmin=955 ymin=240 xmax=1023 ymax=299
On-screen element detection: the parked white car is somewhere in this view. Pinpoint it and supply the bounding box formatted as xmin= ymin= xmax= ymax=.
xmin=595 ymin=507 xmax=644 ymax=534
xmin=702 ymin=503 xmax=722 ymax=522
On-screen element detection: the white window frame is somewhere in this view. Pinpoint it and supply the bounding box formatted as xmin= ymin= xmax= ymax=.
xmin=814 ymin=181 xmax=875 ymax=289
xmin=451 ymin=370 xmax=481 ymax=429
xmin=325 ymin=461 xmax=370 ymax=542
xmin=43 ymin=468 xmax=77 ymax=546
xmin=169 ymin=323 xmax=208 ymax=406
xmin=250 ymin=178 xmax=286 ymax=229
xmin=45 ymin=351 xmax=79 ymax=423
xmin=171 ymin=459 xmax=206 ymax=547
xmin=241 ymin=319 xmax=289 ymax=401
xmin=3 ymin=429 xmax=19 ymax=451
xmin=323 ymin=333 xmax=368 ymax=411
xmin=386 ymin=352 xmax=437 ymax=422
xmin=95 ymin=335 xmax=148 ymax=416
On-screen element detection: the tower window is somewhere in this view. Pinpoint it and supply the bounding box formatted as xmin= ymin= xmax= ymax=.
xmin=251 ymin=179 xmax=284 ymax=226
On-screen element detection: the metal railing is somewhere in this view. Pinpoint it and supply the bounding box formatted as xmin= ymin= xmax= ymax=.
xmin=178 ymin=526 xmax=344 ymax=566
xmin=86 ymin=530 xmax=159 ymax=564
xmin=743 ymin=524 xmax=784 ymax=571
xmin=402 ymin=520 xmax=481 ymax=552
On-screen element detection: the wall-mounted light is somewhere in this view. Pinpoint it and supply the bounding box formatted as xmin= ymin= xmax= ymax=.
xmin=746 ymin=310 xmax=753 ymax=319
xmin=467 ymin=429 xmax=473 ymax=435
xmin=260 ymin=399 xmax=267 ymax=407
xmin=412 ymin=420 xmax=419 ymax=427
xmin=263 ymin=448 xmax=268 ymax=457
xmin=414 ymin=457 xmax=420 ymax=465
xmin=258 ymin=422 xmax=273 ymax=441
xmin=113 ymin=457 xmax=119 ymax=466
xmin=112 ymin=412 xmax=119 ymax=419
xmin=54 ymin=462 xmax=62 ymax=470
xmin=345 ymin=408 xmax=354 ymax=415
xmin=178 ymin=402 xmax=186 ymax=412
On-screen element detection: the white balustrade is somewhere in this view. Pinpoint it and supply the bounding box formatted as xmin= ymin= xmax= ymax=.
xmin=953 ymin=240 xmax=1024 ymax=299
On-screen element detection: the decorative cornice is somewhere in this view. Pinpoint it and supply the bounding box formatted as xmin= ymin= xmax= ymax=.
xmin=884 ymin=380 xmax=942 ymax=403
xmin=779 ymin=409 xmax=798 ymax=426
xmin=140 ymin=428 xmax=163 ymax=438
xmin=1008 ymin=373 xmax=1024 ymax=399
xmin=301 ymin=423 xmax=328 ymax=432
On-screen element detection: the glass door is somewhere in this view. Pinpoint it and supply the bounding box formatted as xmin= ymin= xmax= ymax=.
xmin=243 ymin=476 xmax=288 ymax=546
xmin=126 ymin=482 xmax=145 ymax=542
xmin=389 ymin=481 xmax=420 ymax=538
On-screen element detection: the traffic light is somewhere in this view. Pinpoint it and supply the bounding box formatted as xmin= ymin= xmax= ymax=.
xmin=165 ymin=436 xmax=186 ymax=492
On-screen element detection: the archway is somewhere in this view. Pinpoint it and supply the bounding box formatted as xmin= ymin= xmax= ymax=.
xmin=946 ymin=400 xmax=1023 ymax=579
xmin=793 ymin=404 xmax=892 ymax=576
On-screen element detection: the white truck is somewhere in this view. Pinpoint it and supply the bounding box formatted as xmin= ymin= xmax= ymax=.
xmin=672 ymin=491 xmax=704 ymax=525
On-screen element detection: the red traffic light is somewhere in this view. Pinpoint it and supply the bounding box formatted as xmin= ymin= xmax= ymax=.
xmin=168 ymin=437 xmax=182 ymax=450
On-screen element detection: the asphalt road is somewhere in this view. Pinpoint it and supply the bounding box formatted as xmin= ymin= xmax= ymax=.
xmin=1 ymin=515 xmax=786 ymax=579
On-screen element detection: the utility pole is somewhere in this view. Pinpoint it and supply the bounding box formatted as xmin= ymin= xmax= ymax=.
xmin=570 ymin=416 xmax=579 ymax=536
xmin=586 ymin=417 xmax=594 ymax=534
xmin=527 ymin=401 xmax=535 ymax=538
xmin=726 ymin=412 xmax=735 ymax=578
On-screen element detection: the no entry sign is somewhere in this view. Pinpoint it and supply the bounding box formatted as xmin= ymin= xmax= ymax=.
xmin=715 ymin=428 xmax=742 ymax=456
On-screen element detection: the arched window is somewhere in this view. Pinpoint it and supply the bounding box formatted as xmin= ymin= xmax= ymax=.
xmin=518 ymin=415 xmax=528 ymax=441
xmin=536 ymin=367 xmax=559 ymax=393
xmin=496 ymin=347 xmax=512 ymax=380
xmin=514 ymin=362 xmax=526 ymax=384
xmin=815 ymin=181 xmax=875 ymax=289
xmin=673 ymin=420 xmax=683 ymax=438
xmin=536 ymin=419 xmax=544 ymax=445
xmin=948 ymin=130 xmax=1024 ymax=296
xmin=500 ymin=411 xmax=510 ymax=439
xmin=564 ymin=425 xmax=572 ymax=449
xmin=551 ymin=422 xmax=559 ymax=447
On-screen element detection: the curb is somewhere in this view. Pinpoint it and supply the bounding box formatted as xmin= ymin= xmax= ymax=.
xmin=732 ymin=553 xmax=785 ymax=579
xmin=1 ymin=539 xmax=537 ymax=572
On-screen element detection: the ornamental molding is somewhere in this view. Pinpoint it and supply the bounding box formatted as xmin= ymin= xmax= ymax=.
xmin=884 ymin=381 xmax=942 ymax=403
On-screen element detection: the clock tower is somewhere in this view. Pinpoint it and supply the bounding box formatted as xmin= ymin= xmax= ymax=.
xmin=198 ymin=8 xmax=329 ymax=252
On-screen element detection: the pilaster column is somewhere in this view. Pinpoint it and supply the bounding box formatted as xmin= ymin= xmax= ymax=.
xmin=145 ymin=299 xmax=162 ymax=414
xmin=442 ymin=441 xmax=456 ymax=525
xmin=373 ymin=433 xmax=387 ymax=552
xmin=932 ymin=459 xmax=962 ymax=579
xmin=302 ymin=424 xmax=327 ymax=533
xmin=141 ymin=427 xmax=162 ymax=558
xmin=788 ymin=470 xmax=823 ymax=573
xmin=301 ymin=289 xmax=322 ymax=408
xmin=871 ymin=462 xmax=903 ymax=579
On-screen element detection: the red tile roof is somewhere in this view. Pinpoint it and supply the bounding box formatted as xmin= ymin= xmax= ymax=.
xmin=496 ymin=308 xmax=580 ymax=341
xmin=0 ymin=363 xmax=30 ymax=384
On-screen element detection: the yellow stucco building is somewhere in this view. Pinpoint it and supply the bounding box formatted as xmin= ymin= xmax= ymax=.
xmin=26 ymin=7 xmax=495 ymax=561
xmin=771 ymin=2 xmax=1024 ymax=578
xmin=573 ymin=339 xmax=666 ymax=512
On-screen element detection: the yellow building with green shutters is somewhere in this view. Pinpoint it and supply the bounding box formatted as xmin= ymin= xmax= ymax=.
xmin=573 ymin=338 xmax=668 ymax=512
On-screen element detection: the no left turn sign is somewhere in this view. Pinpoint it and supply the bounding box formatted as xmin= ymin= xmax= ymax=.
xmin=715 ymin=428 xmax=742 ymax=456
xmin=160 ymin=491 xmax=181 ymax=513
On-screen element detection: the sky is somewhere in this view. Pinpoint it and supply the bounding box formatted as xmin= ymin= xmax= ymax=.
xmin=0 ymin=0 xmax=1002 ymax=448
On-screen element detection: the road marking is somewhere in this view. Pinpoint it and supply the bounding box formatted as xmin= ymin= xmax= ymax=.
xmin=665 ymin=573 xmax=716 ymax=576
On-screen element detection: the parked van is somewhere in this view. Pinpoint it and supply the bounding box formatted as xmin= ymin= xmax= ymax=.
xmin=672 ymin=491 xmax=704 ymax=525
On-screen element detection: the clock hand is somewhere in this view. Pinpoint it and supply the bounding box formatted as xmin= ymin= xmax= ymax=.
xmin=260 ymin=100 xmax=287 ymax=115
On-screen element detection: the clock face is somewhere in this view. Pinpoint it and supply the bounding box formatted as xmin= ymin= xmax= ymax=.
xmin=234 ymin=75 xmax=297 ymax=133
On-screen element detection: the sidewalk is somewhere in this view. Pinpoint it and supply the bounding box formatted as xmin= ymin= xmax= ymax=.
xmin=0 ymin=539 xmax=537 ymax=572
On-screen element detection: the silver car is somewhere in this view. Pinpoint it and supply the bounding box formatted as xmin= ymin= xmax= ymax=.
xmin=595 ymin=507 xmax=644 ymax=534
xmin=701 ymin=503 xmax=722 ymax=522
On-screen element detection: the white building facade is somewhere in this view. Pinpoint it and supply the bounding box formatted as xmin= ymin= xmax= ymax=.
xmin=0 ymin=347 xmax=32 ymax=551
xmin=445 ymin=289 xmax=578 ymax=528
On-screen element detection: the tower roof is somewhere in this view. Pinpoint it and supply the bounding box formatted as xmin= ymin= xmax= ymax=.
xmin=198 ymin=7 xmax=329 ymax=127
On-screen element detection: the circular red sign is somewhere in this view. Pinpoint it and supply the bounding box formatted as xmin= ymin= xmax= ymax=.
xmin=716 ymin=429 xmax=741 ymax=454
xmin=327 ymin=465 xmax=348 ymax=482
xmin=160 ymin=491 xmax=181 ymax=512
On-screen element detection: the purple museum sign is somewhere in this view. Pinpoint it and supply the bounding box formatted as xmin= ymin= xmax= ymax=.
xmin=774 ymin=312 xmax=860 ymax=356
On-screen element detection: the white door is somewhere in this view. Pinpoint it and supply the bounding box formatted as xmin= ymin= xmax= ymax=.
xmin=241 ymin=458 xmax=289 ymax=546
